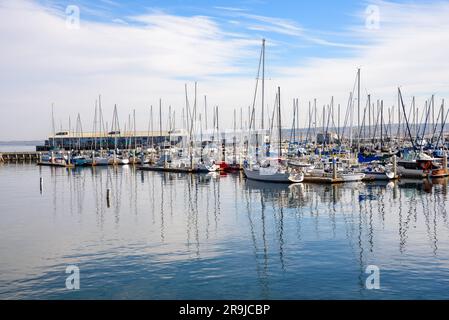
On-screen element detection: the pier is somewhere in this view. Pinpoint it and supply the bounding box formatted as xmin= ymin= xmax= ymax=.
xmin=0 ymin=152 xmax=40 ymax=163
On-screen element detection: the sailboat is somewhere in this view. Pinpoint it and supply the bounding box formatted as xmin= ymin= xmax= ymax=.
xmin=362 ymin=163 xmax=396 ymax=180
xmin=303 ymin=158 xmax=365 ymax=183
xmin=223 ymin=109 xmax=242 ymax=172
xmin=243 ymin=86 xmax=304 ymax=183
xmin=396 ymin=88 xmax=449 ymax=179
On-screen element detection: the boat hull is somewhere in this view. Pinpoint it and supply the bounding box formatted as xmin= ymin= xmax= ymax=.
xmin=363 ymin=171 xmax=396 ymax=181
xmin=303 ymin=172 xmax=365 ymax=184
xmin=397 ymin=167 xmax=427 ymax=179
xmin=243 ymin=167 xmax=292 ymax=183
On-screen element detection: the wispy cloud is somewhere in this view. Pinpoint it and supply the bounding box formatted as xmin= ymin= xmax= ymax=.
xmin=1 ymin=0 xmax=449 ymax=140
xmin=213 ymin=6 xmax=247 ymax=12
xmin=0 ymin=0 xmax=259 ymax=139
xmin=217 ymin=8 xmax=364 ymax=48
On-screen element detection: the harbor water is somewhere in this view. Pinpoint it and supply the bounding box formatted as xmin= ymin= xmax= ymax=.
xmin=0 ymin=163 xmax=449 ymax=299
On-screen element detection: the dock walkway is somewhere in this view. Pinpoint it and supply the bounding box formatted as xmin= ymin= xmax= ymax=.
xmin=0 ymin=152 xmax=40 ymax=162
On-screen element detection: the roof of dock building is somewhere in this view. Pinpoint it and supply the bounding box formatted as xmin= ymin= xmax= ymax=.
xmin=48 ymin=129 xmax=188 ymax=139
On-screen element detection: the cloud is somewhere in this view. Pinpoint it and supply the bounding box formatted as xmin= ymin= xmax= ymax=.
xmin=1 ymin=0 xmax=449 ymax=140
xmin=0 ymin=0 xmax=259 ymax=139
xmin=271 ymin=0 xmax=449 ymax=123
xmin=213 ymin=6 xmax=247 ymax=12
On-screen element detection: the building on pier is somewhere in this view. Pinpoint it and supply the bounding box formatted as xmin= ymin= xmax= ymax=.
xmin=36 ymin=129 xmax=188 ymax=151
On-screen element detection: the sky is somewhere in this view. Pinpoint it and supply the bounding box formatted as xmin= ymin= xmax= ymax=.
xmin=1 ymin=0 xmax=449 ymax=140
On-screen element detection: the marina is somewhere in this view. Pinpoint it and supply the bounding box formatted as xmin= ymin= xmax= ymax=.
xmin=27 ymin=41 xmax=449 ymax=185
xmin=2 ymin=0 xmax=449 ymax=304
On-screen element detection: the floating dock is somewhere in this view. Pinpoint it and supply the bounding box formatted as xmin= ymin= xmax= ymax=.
xmin=138 ymin=165 xmax=195 ymax=173
xmin=36 ymin=161 xmax=75 ymax=168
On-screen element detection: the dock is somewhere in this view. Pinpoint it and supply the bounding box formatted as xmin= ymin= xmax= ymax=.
xmin=138 ymin=165 xmax=195 ymax=173
xmin=0 ymin=152 xmax=40 ymax=163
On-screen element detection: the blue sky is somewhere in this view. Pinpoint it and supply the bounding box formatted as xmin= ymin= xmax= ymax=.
xmin=38 ymin=0 xmax=372 ymax=67
xmin=2 ymin=0 xmax=449 ymax=139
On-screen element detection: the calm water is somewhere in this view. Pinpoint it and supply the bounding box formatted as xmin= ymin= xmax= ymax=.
xmin=0 ymin=163 xmax=449 ymax=300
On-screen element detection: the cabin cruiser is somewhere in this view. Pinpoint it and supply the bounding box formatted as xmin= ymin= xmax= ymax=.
xmin=243 ymin=158 xmax=304 ymax=183
xmin=397 ymin=153 xmax=448 ymax=178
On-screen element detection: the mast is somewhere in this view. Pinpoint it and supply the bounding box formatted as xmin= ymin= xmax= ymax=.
xmin=296 ymin=98 xmax=300 ymax=145
xmin=397 ymin=89 xmax=401 ymax=141
xmin=380 ymin=100 xmax=383 ymax=150
xmin=76 ymin=113 xmax=82 ymax=150
xmin=147 ymin=106 xmax=152 ymax=149
xmin=93 ymin=100 xmax=97 ymax=151
xmin=98 ymin=95 xmax=103 ymax=150
xmin=398 ymin=87 xmax=416 ymax=152
xmin=337 ymin=103 xmax=341 ymax=143
xmin=278 ymin=86 xmax=282 ymax=160
xmin=68 ymin=116 xmax=72 ymax=150
xmin=199 ymin=113 xmax=203 ymax=163
xmin=127 ymin=113 xmax=131 ymax=150
xmin=442 ymin=100 xmax=445 ymax=148
xmin=51 ymin=103 xmax=55 ymax=148
xmin=111 ymin=104 xmax=120 ymax=150
xmin=412 ymin=97 xmax=416 ymax=137
xmin=357 ymin=68 xmax=361 ymax=151
xmin=168 ymin=105 xmax=172 ymax=149
xmin=314 ymin=99 xmax=317 ymax=147
xmin=261 ymin=38 xmax=265 ymax=131
xmin=233 ymin=108 xmax=237 ymax=165
xmin=368 ymin=94 xmax=371 ymax=141
xmin=204 ymin=95 xmax=208 ymax=132
xmin=306 ymin=101 xmax=311 ymax=144
xmin=159 ymin=98 xmax=162 ymax=144
xmin=151 ymin=105 xmax=154 ymax=148
xmin=133 ymin=109 xmax=137 ymax=150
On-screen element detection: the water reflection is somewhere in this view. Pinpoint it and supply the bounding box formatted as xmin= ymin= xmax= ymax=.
xmin=0 ymin=164 xmax=449 ymax=299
